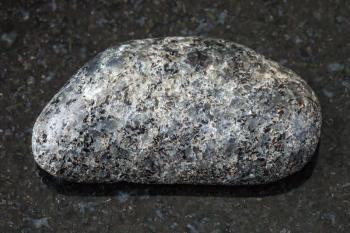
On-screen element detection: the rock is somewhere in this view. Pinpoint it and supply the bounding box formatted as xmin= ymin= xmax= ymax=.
xmin=32 ymin=37 xmax=322 ymax=185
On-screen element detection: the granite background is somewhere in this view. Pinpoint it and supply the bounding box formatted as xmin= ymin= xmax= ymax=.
xmin=0 ymin=0 xmax=349 ymax=232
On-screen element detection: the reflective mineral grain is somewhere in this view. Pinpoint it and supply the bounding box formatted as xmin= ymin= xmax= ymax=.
xmin=32 ymin=37 xmax=322 ymax=184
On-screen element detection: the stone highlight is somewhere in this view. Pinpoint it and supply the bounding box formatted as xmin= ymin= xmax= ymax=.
xmin=32 ymin=37 xmax=321 ymax=185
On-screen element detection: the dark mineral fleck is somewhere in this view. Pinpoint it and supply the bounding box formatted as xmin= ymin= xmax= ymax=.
xmin=32 ymin=37 xmax=322 ymax=184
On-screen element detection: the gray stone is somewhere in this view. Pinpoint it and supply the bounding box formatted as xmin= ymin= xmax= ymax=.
xmin=32 ymin=37 xmax=322 ymax=185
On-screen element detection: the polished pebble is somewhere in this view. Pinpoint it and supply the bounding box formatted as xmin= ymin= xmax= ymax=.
xmin=32 ymin=37 xmax=321 ymax=184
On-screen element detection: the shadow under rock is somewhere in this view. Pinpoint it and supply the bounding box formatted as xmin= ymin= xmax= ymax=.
xmin=38 ymin=144 xmax=320 ymax=198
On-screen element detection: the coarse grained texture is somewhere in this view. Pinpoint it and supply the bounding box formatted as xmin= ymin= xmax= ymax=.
xmin=32 ymin=37 xmax=321 ymax=184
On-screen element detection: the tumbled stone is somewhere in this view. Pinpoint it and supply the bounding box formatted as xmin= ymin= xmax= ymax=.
xmin=32 ymin=37 xmax=322 ymax=185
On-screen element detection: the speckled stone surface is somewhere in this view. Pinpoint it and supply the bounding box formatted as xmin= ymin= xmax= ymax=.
xmin=32 ymin=37 xmax=321 ymax=184
xmin=2 ymin=1 xmax=350 ymax=232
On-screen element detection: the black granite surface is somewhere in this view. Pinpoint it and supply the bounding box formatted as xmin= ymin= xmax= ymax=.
xmin=1 ymin=0 xmax=349 ymax=232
